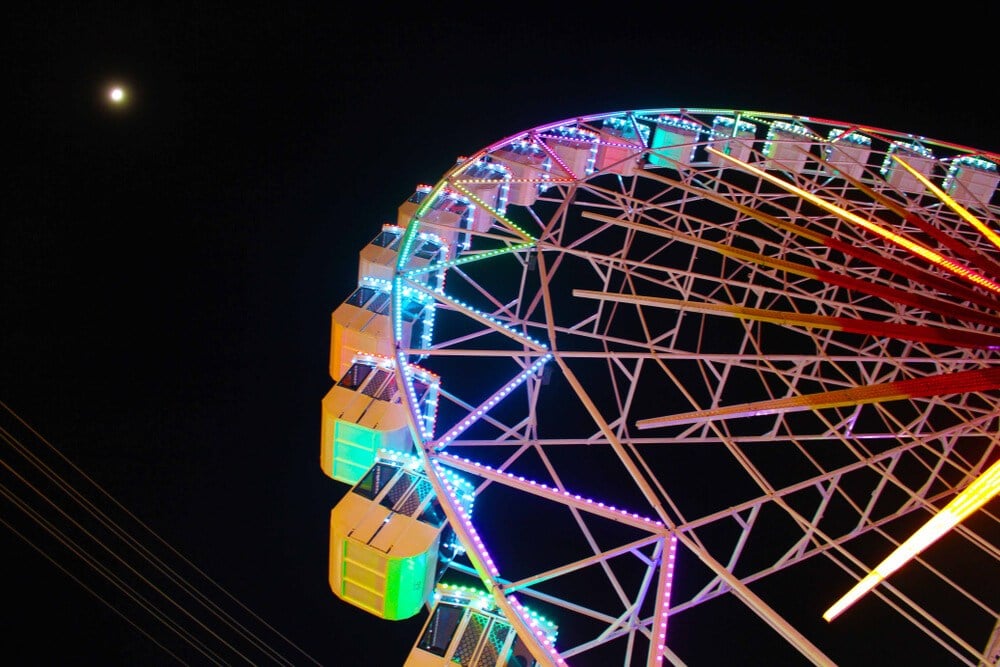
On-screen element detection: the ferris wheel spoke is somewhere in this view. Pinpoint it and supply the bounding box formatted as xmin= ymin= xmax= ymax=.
xmin=573 ymin=289 xmax=1000 ymax=349
xmin=634 ymin=366 xmax=1000 ymax=429
xmin=812 ymin=150 xmax=1000 ymax=278
xmin=399 ymin=240 xmax=536 ymax=280
xmin=652 ymin=158 xmax=1000 ymax=310
xmin=578 ymin=210 xmax=1000 ymax=327
xmin=824 ymin=459 xmax=1000 ymax=622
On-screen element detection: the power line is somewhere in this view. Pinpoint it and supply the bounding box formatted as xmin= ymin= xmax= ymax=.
xmin=0 ymin=400 xmax=323 ymax=666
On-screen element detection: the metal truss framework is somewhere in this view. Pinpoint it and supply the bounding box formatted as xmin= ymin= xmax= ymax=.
xmin=387 ymin=109 xmax=1000 ymax=666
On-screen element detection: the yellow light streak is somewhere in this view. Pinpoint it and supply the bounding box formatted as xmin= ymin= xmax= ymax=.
xmin=891 ymin=154 xmax=1000 ymax=252
xmin=705 ymin=147 xmax=1000 ymax=295
xmin=823 ymin=458 xmax=1000 ymax=622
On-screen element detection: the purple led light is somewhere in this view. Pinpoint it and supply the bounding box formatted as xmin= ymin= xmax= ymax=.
xmin=508 ymin=595 xmax=567 ymax=666
xmin=435 ymin=451 xmax=665 ymax=528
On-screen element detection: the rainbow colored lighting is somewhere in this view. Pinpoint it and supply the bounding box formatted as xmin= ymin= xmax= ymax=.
xmin=706 ymin=147 xmax=1000 ymax=295
xmin=400 ymin=241 xmax=536 ymax=280
xmin=449 ymin=181 xmax=538 ymax=242
xmin=573 ymin=289 xmax=1000 ymax=350
xmin=823 ymin=458 xmax=1000 ymax=622
xmin=636 ymin=367 xmax=1000 ymax=429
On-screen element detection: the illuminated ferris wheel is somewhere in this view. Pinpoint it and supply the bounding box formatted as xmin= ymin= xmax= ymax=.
xmin=321 ymin=109 xmax=1000 ymax=666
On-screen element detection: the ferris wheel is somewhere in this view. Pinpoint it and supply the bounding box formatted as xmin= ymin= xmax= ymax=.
xmin=323 ymin=108 xmax=1000 ymax=666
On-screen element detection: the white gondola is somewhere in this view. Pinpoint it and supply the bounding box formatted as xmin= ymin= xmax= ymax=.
xmin=398 ymin=185 xmax=474 ymax=253
xmin=320 ymin=355 xmax=439 ymax=484
xmin=943 ymin=155 xmax=999 ymax=208
xmin=648 ymin=114 xmax=701 ymax=168
xmin=595 ymin=115 xmax=650 ymax=177
xmin=707 ymin=115 xmax=757 ymax=168
xmin=329 ymin=451 xmax=474 ymax=621
xmin=492 ymin=140 xmax=548 ymax=207
xmin=880 ymin=140 xmax=937 ymax=194
xmin=329 ymin=280 xmax=434 ymax=380
xmin=823 ymin=129 xmax=872 ymax=181
xmin=761 ymin=120 xmax=815 ymax=174
xmin=404 ymin=583 xmax=558 ymax=667
xmin=359 ymin=223 xmax=448 ymax=286
xmin=540 ymin=125 xmax=598 ymax=180
xmin=451 ymin=157 xmax=511 ymax=234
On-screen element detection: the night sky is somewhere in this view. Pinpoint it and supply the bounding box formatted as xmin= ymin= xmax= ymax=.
xmin=5 ymin=3 xmax=999 ymax=666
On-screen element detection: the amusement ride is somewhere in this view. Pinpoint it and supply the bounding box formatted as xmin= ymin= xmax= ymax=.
xmin=318 ymin=108 xmax=1000 ymax=666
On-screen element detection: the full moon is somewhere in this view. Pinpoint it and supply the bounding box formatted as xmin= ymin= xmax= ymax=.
xmin=109 ymin=87 xmax=125 ymax=103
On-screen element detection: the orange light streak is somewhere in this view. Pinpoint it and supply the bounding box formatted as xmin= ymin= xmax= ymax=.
xmin=635 ymin=367 xmax=1000 ymax=429
xmin=824 ymin=458 xmax=1000 ymax=621
xmin=572 ymin=289 xmax=1000 ymax=349
xmin=705 ymin=147 xmax=1000 ymax=295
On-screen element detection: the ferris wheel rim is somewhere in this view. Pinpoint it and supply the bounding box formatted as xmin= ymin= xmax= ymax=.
xmin=387 ymin=107 xmax=1000 ymax=666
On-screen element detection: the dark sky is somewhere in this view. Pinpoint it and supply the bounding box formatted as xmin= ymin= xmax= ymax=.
xmin=4 ymin=3 xmax=999 ymax=666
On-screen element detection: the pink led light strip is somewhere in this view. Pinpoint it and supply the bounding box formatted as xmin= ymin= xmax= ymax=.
xmin=531 ymin=131 xmax=580 ymax=181
xmin=652 ymin=534 xmax=679 ymax=667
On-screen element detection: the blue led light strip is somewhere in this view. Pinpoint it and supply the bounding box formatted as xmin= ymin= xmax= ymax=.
xmin=434 ymin=450 xmax=666 ymax=531
xmin=400 ymin=277 xmax=549 ymax=353
xmin=429 ymin=354 xmax=552 ymax=450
